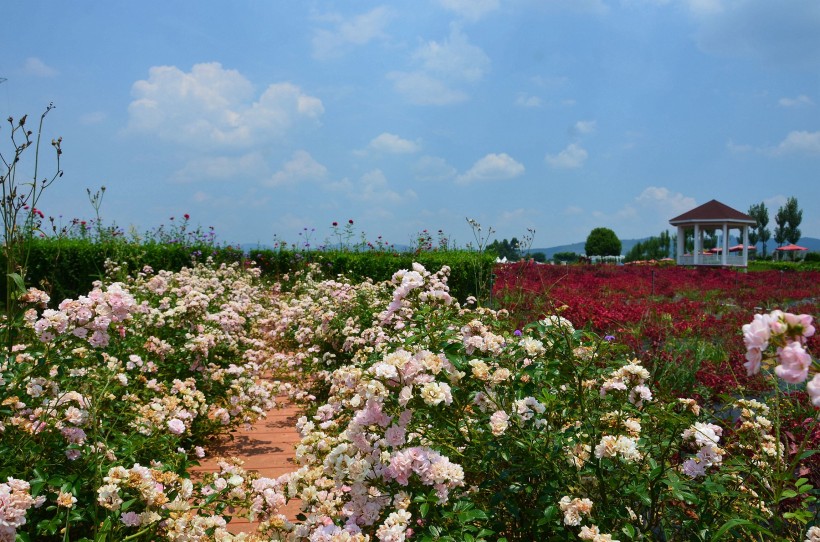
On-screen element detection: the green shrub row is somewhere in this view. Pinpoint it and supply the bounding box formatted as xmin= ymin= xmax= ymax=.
xmin=247 ymin=248 xmax=495 ymax=301
xmin=4 ymin=238 xmax=244 ymax=304
xmin=8 ymin=240 xmax=496 ymax=305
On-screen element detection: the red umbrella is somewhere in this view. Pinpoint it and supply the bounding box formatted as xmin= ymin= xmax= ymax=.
xmin=728 ymin=244 xmax=756 ymax=252
xmin=775 ymin=243 xmax=808 ymax=251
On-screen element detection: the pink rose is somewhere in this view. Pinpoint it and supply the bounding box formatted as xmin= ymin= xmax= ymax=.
xmin=774 ymin=342 xmax=811 ymax=384
xmin=167 ymin=418 xmax=186 ymax=435
xmin=743 ymin=314 xmax=771 ymax=351
xmin=807 ymin=373 xmax=820 ymax=408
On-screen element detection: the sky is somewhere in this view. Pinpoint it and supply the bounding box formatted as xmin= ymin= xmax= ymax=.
xmin=1 ymin=1 xmax=819 ymax=250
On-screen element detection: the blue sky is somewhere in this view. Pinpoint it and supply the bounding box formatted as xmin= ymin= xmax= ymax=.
xmin=2 ymin=1 xmax=819 ymax=249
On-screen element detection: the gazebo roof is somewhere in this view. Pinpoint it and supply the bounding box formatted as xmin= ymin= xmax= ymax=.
xmin=669 ymin=199 xmax=755 ymax=226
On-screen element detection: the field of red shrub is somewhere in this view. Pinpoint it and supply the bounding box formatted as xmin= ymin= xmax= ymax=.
xmin=493 ymin=263 xmax=820 ymax=396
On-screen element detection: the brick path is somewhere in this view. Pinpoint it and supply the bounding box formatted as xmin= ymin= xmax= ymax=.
xmin=190 ymin=397 xmax=303 ymax=534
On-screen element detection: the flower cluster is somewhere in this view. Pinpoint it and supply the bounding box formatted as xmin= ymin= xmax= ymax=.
xmin=743 ymin=310 xmax=818 ymax=406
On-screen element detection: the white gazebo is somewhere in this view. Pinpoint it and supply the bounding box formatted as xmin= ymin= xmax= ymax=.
xmin=669 ymin=200 xmax=756 ymax=267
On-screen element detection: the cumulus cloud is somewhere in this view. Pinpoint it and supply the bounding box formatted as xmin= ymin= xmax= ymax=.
xmin=312 ymin=6 xmax=393 ymax=59
xmin=413 ymin=26 xmax=491 ymax=82
xmin=23 ymin=57 xmax=58 ymax=77
xmin=771 ymin=131 xmax=820 ymax=156
xmin=545 ymin=143 xmax=588 ymax=169
xmin=634 ymin=186 xmax=696 ymax=216
xmin=173 ymin=153 xmax=268 ymax=183
xmin=127 ymin=62 xmax=323 ymax=150
xmin=456 ymin=153 xmax=525 ymax=184
xmin=369 ymin=132 xmax=420 ymax=154
xmin=437 ymin=0 xmax=500 ymax=21
xmin=414 ymin=156 xmax=457 ymax=181
xmin=351 ymin=169 xmax=417 ymax=204
xmin=267 ymin=150 xmax=328 ymax=186
xmin=390 ymin=25 xmax=489 ymax=105
xmin=778 ymin=95 xmax=814 ymax=107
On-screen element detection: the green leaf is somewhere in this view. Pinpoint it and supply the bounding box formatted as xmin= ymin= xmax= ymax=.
xmin=420 ymin=502 xmax=429 ymax=518
xmin=7 ymin=272 xmax=26 ymax=294
xmin=710 ymin=518 xmax=773 ymax=541
xmin=622 ymin=523 xmax=636 ymax=539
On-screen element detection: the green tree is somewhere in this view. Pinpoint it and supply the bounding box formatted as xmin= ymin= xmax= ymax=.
xmin=782 ymin=196 xmax=802 ymax=244
xmin=488 ymin=237 xmax=520 ymax=261
xmin=624 ymin=231 xmax=672 ymax=263
xmin=774 ymin=206 xmax=788 ymax=247
xmin=584 ymin=227 xmax=621 ymax=258
xmin=747 ymin=202 xmax=771 ymax=258
xmin=552 ymin=251 xmax=579 ymax=264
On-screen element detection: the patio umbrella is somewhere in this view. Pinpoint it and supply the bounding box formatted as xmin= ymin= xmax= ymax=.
xmin=775 ymin=243 xmax=808 ymax=261
xmin=775 ymin=243 xmax=808 ymax=251
xmin=728 ymin=244 xmax=756 ymax=252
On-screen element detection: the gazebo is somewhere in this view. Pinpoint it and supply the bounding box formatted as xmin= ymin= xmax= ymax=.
xmin=669 ymin=200 xmax=756 ymax=267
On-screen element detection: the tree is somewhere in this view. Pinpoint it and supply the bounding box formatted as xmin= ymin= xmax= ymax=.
xmin=774 ymin=197 xmax=802 ymax=250
xmin=488 ymin=237 xmax=520 ymax=261
xmin=553 ymin=251 xmax=579 ymax=264
xmin=783 ymin=197 xmax=802 ymax=244
xmin=774 ymin=206 xmax=788 ymax=247
xmin=585 ymin=227 xmax=621 ymax=258
xmin=624 ymin=231 xmax=672 ymax=263
xmin=747 ymin=202 xmax=771 ymax=258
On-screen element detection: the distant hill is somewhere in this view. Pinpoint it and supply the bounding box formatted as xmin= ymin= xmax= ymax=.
xmin=529 ymin=237 xmax=820 ymax=259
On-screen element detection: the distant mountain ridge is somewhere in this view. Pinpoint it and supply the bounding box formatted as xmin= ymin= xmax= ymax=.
xmin=529 ymin=237 xmax=820 ymax=259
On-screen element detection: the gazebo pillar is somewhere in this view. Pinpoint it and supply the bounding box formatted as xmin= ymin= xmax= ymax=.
xmin=742 ymin=225 xmax=749 ymax=266
xmin=721 ymin=223 xmax=728 ymax=266
xmin=693 ymin=224 xmax=701 ymax=264
xmin=676 ymin=226 xmax=685 ymax=264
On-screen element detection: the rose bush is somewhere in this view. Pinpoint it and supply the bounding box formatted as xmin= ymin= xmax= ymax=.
xmin=0 ymin=259 xmax=288 ymax=540
xmin=255 ymin=263 xmax=818 ymax=541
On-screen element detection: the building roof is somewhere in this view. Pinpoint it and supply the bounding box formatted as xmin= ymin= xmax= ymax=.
xmin=669 ymin=199 xmax=756 ymax=226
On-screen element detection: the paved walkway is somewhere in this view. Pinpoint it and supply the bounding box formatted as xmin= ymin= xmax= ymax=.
xmin=190 ymin=397 xmax=303 ymax=534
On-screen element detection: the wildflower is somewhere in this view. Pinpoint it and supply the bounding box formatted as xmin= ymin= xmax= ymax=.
xmin=805 ymin=526 xmax=820 ymax=542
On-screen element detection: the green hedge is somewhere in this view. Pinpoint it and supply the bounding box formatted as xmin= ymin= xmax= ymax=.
xmin=5 ymin=240 xmax=495 ymax=305
xmin=247 ymin=248 xmax=495 ymax=302
xmin=3 ymin=239 xmax=244 ymax=304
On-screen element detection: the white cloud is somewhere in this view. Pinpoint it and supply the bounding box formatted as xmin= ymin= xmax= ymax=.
xmin=634 ymin=186 xmax=696 ymax=216
xmin=173 ymin=152 xmax=268 ymax=183
xmin=771 ymin=131 xmax=820 ymax=155
xmin=437 ymin=0 xmax=500 ymax=21
xmin=456 ymin=153 xmax=525 ymax=184
xmin=778 ymin=95 xmax=814 ymax=107
xmin=413 ymin=26 xmax=491 ymax=83
xmin=369 ymin=132 xmax=420 ymax=154
xmin=356 ymin=169 xmax=417 ymax=204
xmin=515 ymin=93 xmax=542 ymax=108
xmin=388 ymin=71 xmax=468 ymax=105
xmin=414 ymin=156 xmax=457 ymax=181
xmin=267 ymin=150 xmax=328 ymax=186
xmin=573 ymin=120 xmax=597 ymax=135
xmin=312 ymin=6 xmax=393 ymax=59
xmin=23 ymin=57 xmax=58 ymax=77
xmin=545 ymin=143 xmax=588 ymax=169
xmin=564 ymin=205 xmax=584 ymax=215
xmin=127 ymin=63 xmax=323 ymax=150
xmin=390 ymin=25 xmax=489 ymax=106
